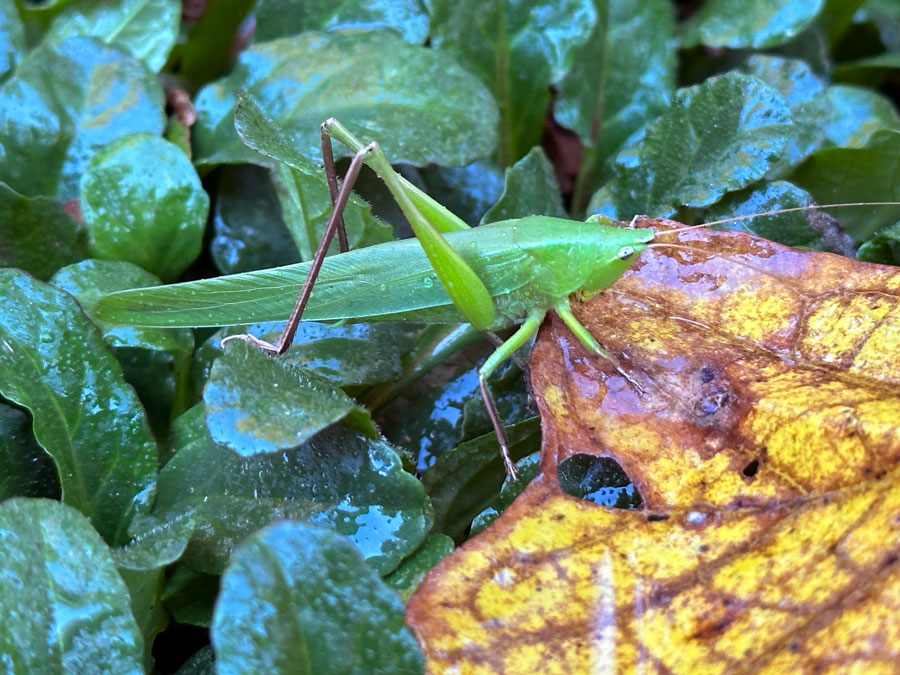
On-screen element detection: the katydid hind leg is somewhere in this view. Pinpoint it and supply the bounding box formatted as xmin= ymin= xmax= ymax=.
xmin=478 ymin=310 xmax=545 ymax=480
xmin=220 ymin=142 xmax=376 ymax=355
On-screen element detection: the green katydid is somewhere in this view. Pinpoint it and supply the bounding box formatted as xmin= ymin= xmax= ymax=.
xmin=92 ymin=112 xmax=900 ymax=477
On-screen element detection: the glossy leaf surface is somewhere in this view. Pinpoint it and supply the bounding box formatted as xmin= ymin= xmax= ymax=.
xmin=80 ymin=133 xmax=209 ymax=281
xmin=429 ymin=0 xmax=596 ymax=165
xmin=212 ymin=521 xmax=424 ymax=674
xmin=0 ymin=37 xmax=164 ymax=200
xmin=42 ymin=0 xmax=180 ymax=72
xmin=154 ymin=405 xmax=431 ymax=575
xmin=253 ymin=0 xmax=428 ymax=44
xmin=597 ymin=72 xmax=793 ymax=218
xmin=0 ymin=498 xmax=144 ymax=673
xmin=193 ymin=31 xmax=498 ymax=168
xmin=0 ymin=270 xmax=157 ymax=544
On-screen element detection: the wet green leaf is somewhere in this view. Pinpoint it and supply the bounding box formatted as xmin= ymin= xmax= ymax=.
xmin=0 ymin=37 xmax=165 ymax=200
xmin=470 ymin=452 xmax=541 ymax=535
xmin=597 ymin=73 xmax=793 ymax=218
xmin=701 ymin=181 xmax=824 ymax=247
xmin=80 ymin=133 xmax=209 ymax=282
xmin=817 ymin=85 xmax=900 ymax=148
xmin=175 ymin=646 xmax=215 ymax=674
xmin=253 ymin=0 xmax=428 ymax=44
xmin=205 ymin=340 xmax=374 ymax=455
xmin=834 ymin=52 xmax=900 ymax=85
xmin=0 ymin=270 xmax=157 ymax=544
xmin=0 ymin=182 xmax=87 ymax=280
xmin=155 ymin=405 xmax=431 ymax=575
xmin=211 ymin=164 xmax=299 ymax=274
xmin=193 ymin=31 xmax=498 ymax=168
xmin=744 ymin=55 xmax=900 ymax=176
xmin=0 ymin=402 xmax=59 ymax=500
xmin=169 ymin=0 xmax=254 ymax=85
xmin=481 ymin=146 xmax=566 ymax=224
xmin=682 ymin=0 xmax=825 ymax=49
xmin=0 ymin=0 xmax=24 ymax=80
xmin=422 ymin=417 xmax=541 ymax=540
xmin=429 ymin=0 xmax=596 ymax=166
xmin=162 ymin=565 xmax=219 ymax=627
xmin=42 ymin=0 xmax=180 ymax=72
xmin=113 ymin=510 xmax=196 ymax=571
xmin=0 ymin=498 xmax=144 ymax=672
xmin=791 ymin=129 xmax=900 ymax=241
xmin=557 ymin=0 xmax=675 ymax=202
xmin=858 ymin=220 xmax=900 ymax=264
xmin=235 ymin=93 xmax=391 ymax=261
xmin=384 ymin=533 xmax=454 ymax=601
xmin=212 ymin=521 xmax=424 ymax=675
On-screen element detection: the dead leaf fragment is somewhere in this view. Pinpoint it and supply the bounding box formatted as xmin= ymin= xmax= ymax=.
xmin=407 ymin=223 xmax=900 ymax=674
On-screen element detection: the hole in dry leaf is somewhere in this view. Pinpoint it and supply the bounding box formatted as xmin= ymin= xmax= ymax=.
xmin=742 ymin=459 xmax=760 ymax=478
xmin=557 ymin=454 xmax=642 ymax=509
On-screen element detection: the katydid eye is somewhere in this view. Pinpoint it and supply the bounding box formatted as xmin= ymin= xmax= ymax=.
xmin=617 ymin=246 xmax=636 ymax=260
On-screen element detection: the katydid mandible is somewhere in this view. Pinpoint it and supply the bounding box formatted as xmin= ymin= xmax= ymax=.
xmin=93 ymin=119 xmax=900 ymax=478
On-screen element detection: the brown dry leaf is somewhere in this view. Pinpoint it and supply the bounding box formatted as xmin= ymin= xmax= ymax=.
xmin=406 ymin=222 xmax=900 ymax=674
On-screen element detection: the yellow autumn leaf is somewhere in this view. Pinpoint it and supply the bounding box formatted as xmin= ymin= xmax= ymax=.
xmin=406 ymin=223 xmax=900 ymax=673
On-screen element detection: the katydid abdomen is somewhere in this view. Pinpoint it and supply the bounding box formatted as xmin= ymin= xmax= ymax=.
xmin=94 ymin=216 xmax=653 ymax=331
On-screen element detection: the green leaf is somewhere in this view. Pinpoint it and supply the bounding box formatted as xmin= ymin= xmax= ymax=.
xmin=0 ymin=182 xmax=87 ymax=280
xmin=211 ymin=164 xmax=300 ymax=274
xmin=162 ymin=565 xmax=219 ymax=627
xmin=0 ymin=402 xmax=59 ymax=500
xmin=234 ymin=93 xmax=392 ymax=261
xmin=193 ymin=31 xmax=499 ymax=169
xmin=80 ymin=133 xmax=209 ymax=281
xmin=212 ymin=521 xmax=424 ymax=675
xmin=470 ymin=452 xmax=541 ymax=535
xmin=169 ymin=0 xmax=254 ymax=85
xmin=248 ymin=321 xmax=413 ymax=387
xmin=481 ymin=146 xmax=566 ymax=224
xmin=0 ymin=269 xmax=157 ymax=544
xmin=253 ymin=0 xmax=428 ymax=44
xmin=155 ymin=405 xmax=431 ymax=575
xmin=0 ymin=498 xmax=144 ymax=672
xmin=682 ymin=0 xmax=825 ymax=49
xmin=384 ymin=533 xmax=454 ymax=601
xmin=596 ymin=72 xmax=793 ymax=218
xmin=740 ymin=55 xmax=827 ymax=173
xmin=556 ymin=0 xmax=675 ymax=204
xmin=175 ymin=646 xmax=215 ymax=674
xmin=429 ymin=0 xmax=596 ymax=166
xmin=205 ymin=340 xmax=375 ymax=455
xmin=112 ymin=510 xmax=196 ymax=571
xmin=422 ymin=417 xmax=541 ymax=539
xmin=0 ymin=0 xmax=24 ymax=80
xmin=42 ymin=0 xmax=180 ymax=72
xmin=51 ymin=259 xmax=195 ymax=440
xmin=743 ymin=56 xmax=900 ymax=175
xmin=791 ymin=129 xmax=900 ymax=241
xmin=817 ymin=85 xmax=900 ymax=148
xmin=834 ymin=51 xmax=900 ymax=86
xmin=0 ymin=37 xmax=165 ymax=200
xmin=858 ymin=220 xmax=900 ymax=264
xmin=701 ymin=181 xmax=826 ymax=247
